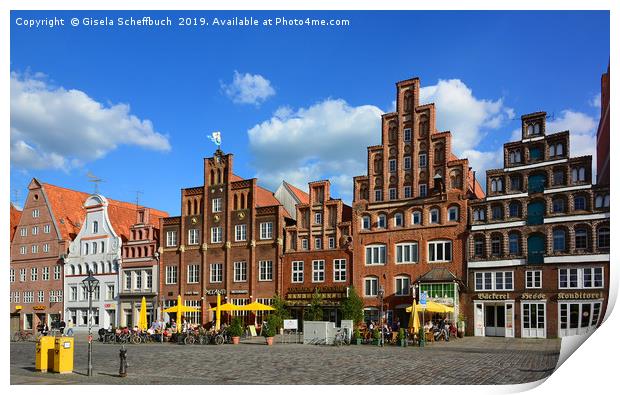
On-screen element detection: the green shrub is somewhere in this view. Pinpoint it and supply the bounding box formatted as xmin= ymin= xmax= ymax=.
xmin=229 ymin=317 xmax=243 ymax=337
xmin=398 ymin=328 xmax=405 ymax=341
xmin=263 ymin=315 xmax=279 ymax=337
xmin=373 ymin=329 xmax=381 ymax=340
xmin=353 ymin=328 xmax=361 ymax=340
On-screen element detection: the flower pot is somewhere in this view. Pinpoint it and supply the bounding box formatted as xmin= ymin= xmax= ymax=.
xmin=355 ymin=338 xmax=362 ymax=345
xmin=266 ymin=336 xmax=274 ymax=346
xmin=399 ymin=339 xmax=407 ymax=347
xmin=373 ymin=339 xmax=380 ymax=346
xmin=232 ymin=336 xmax=240 ymax=345
xmin=457 ymin=321 xmax=466 ymax=338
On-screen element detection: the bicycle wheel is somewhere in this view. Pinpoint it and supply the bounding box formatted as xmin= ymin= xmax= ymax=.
xmin=11 ymin=332 xmax=20 ymax=342
xmin=214 ymin=335 xmax=224 ymax=345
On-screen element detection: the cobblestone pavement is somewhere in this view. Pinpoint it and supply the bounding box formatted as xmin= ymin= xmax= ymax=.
xmin=10 ymin=336 xmax=560 ymax=385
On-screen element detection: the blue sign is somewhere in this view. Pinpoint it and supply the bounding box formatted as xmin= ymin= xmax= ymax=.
xmin=420 ymin=291 xmax=428 ymax=308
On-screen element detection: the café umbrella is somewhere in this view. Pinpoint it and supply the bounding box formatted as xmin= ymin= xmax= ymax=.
xmin=163 ymin=295 xmax=201 ymax=333
xmin=138 ymin=296 xmax=148 ymax=331
xmin=407 ymin=301 xmax=420 ymax=333
xmin=406 ymin=300 xmax=454 ymax=314
xmin=239 ymin=301 xmax=275 ymax=311
xmin=209 ymin=299 xmax=246 ymax=330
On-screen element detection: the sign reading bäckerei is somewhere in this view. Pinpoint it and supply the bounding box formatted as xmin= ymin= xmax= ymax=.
xmin=476 ymin=293 xmax=510 ymax=300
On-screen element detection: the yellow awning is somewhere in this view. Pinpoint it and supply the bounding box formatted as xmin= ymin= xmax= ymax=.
xmin=208 ymin=302 xmax=243 ymax=311
xmin=239 ymin=301 xmax=275 ymax=311
xmin=406 ymin=300 xmax=454 ymax=313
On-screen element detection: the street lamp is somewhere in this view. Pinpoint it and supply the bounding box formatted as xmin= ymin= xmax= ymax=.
xmin=378 ymin=285 xmax=385 ymax=347
xmin=82 ymin=269 xmax=99 ymax=377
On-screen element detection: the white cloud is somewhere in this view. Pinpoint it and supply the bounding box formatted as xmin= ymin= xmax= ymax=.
xmin=248 ymin=99 xmax=383 ymax=202
xmin=589 ymin=93 xmax=601 ymax=108
xmin=10 ymin=71 xmax=170 ymax=171
xmin=221 ymin=70 xmax=275 ymax=105
xmin=547 ymin=110 xmax=597 ymax=159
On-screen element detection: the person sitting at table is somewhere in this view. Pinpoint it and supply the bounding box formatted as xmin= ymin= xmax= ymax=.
xmin=424 ymin=321 xmax=433 ymax=333
xmin=382 ymin=323 xmax=391 ymax=342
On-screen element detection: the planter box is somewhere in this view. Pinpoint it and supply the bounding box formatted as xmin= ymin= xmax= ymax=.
xmin=354 ymin=338 xmax=362 ymax=345
xmin=399 ymin=339 xmax=407 ymax=347
xmin=372 ymin=339 xmax=381 ymax=346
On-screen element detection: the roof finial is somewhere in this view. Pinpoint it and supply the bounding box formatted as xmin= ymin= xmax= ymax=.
xmin=208 ymin=131 xmax=223 ymax=156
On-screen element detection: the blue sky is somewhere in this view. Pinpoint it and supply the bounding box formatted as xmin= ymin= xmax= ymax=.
xmin=10 ymin=10 xmax=609 ymax=216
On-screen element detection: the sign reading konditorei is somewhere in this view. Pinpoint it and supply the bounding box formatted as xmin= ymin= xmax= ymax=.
xmin=476 ymin=293 xmax=510 ymax=300
xmin=557 ymin=292 xmax=603 ymax=300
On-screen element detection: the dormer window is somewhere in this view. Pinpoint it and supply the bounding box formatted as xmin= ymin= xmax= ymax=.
xmin=93 ymin=221 xmax=99 ymax=234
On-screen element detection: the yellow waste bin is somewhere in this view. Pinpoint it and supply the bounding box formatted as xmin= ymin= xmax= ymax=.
xmin=35 ymin=336 xmax=55 ymax=372
xmin=52 ymin=336 xmax=74 ymax=374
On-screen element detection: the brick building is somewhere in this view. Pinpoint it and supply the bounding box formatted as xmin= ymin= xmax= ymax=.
xmin=466 ymin=112 xmax=610 ymax=338
xmin=10 ymin=179 xmax=167 ymax=333
xmin=596 ymin=65 xmax=610 ymax=186
xmin=351 ymin=77 xmax=484 ymax=326
xmin=282 ymin=180 xmax=353 ymax=325
xmin=158 ymin=149 xmax=290 ymax=325
xmin=10 ymin=203 xmax=22 ymax=243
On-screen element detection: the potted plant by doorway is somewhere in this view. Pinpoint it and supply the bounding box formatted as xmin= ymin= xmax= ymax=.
xmin=353 ymin=328 xmax=362 ymax=345
xmin=372 ymin=328 xmax=381 ymax=346
xmin=229 ymin=317 xmax=243 ymax=345
xmin=398 ymin=328 xmax=407 ymax=347
xmin=457 ymin=313 xmax=466 ymax=338
xmin=264 ymin=314 xmax=278 ymax=345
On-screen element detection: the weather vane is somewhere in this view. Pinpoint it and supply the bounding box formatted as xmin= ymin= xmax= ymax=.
xmin=208 ymin=131 xmax=222 ymax=148
xmin=86 ymin=172 xmax=104 ymax=194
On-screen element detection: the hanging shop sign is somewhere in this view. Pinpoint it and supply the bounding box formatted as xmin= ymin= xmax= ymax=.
xmin=230 ymin=290 xmax=248 ymax=294
xmin=33 ymin=305 xmax=47 ymax=310
xmin=557 ymin=292 xmax=603 ymax=300
xmin=476 ymin=293 xmax=510 ymax=300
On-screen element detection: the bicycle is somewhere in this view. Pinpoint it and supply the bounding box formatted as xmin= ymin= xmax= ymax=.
xmin=12 ymin=330 xmax=35 ymax=342
xmin=333 ymin=328 xmax=350 ymax=346
xmin=183 ymin=332 xmax=198 ymax=345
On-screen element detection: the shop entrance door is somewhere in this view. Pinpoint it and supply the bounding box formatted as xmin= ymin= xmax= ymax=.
xmin=522 ymin=303 xmax=546 ymax=338
xmin=484 ymin=304 xmax=506 ymax=337
xmin=10 ymin=314 xmax=20 ymax=333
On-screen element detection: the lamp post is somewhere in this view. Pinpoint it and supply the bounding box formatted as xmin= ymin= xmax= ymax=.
xmin=82 ymin=269 xmax=99 ymax=376
xmin=378 ymin=285 xmax=385 ymax=347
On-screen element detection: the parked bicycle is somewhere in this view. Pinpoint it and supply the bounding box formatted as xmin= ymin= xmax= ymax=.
xmin=333 ymin=328 xmax=350 ymax=346
xmin=12 ymin=330 xmax=35 ymax=342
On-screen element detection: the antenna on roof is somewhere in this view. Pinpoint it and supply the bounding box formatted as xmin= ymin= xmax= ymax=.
xmin=86 ymin=172 xmax=104 ymax=194
xmin=546 ymin=112 xmax=555 ymax=121
xmin=132 ymin=190 xmax=144 ymax=209
xmin=11 ymin=188 xmax=21 ymax=205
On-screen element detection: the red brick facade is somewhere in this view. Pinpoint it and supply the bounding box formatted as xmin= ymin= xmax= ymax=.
xmin=351 ymin=78 xmax=484 ymax=326
xmin=596 ymin=65 xmax=610 ymax=186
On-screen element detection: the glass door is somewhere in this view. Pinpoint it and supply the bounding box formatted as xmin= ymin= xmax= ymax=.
xmin=522 ymin=303 xmax=546 ymax=338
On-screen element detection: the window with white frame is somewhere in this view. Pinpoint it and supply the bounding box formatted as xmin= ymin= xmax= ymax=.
xmin=328 ymin=237 xmax=335 ymax=249
xmin=13 ymin=292 xmax=20 ymax=303
xmin=49 ymin=290 xmax=55 ymax=303
xmin=234 ymin=261 xmax=247 ymax=282
xmin=377 ymin=214 xmax=386 ymax=229
xmin=32 ymin=226 xmax=38 ymax=235
xmin=419 ymin=184 xmax=427 ymax=197
xmin=315 ymin=237 xmax=322 ymax=250
xmin=32 ymin=209 xmax=39 ymax=218
xmin=92 ymin=242 xmax=98 ymax=254
xmin=210 ymin=263 xmax=223 ymax=283
xmin=165 ymin=266 xmax=178 ymax=284
xmin=301 ymin=238 xmax=309 ymax=250
xmin=31 ymin=267 xmax=37 ymax=281
xmin=187 ymin=264 xmax=200 ymax=284
xmin=419 ymin=153 xmax=427 ymax=167
xmin=20 ymin=246 xmax=26 ymax=255
xmin=404 ymin=186 xmax=412 ymax=198
xmin=375 ymin=189 xmax=383 ymax=202
xmin=20 ymin=268 xmax=26 ymax=282
xmin=389 ymin=188 xmax=397 ymax=200
xmin=365 ymin=244 xmax=386 ymax=265
xmin=124 ymin=272 xmax=132 ymax=289
xmin=412 ymin=211 xmax=421 ymax=225
xmin=211 ymin=227 xmax=222 ymax=243
xmin=429 ymin=208 xmax=439 ymax=224
xmin=394 ymin=213 xmax=403 ymax=227
xmin=396 ymin=242 xmax=419 ymax=264
xmin=70 ymin=286 xmax=78 ymax=301
xmin=364 ymin=277 xmax=378 ymax=297
xmin=292 ymin=261 xmax=304 ymax=283
xmin=312 ymin=260 xmax=325 ymax=282
xmin=106 ymin=284 xmax=115 ymax=300
xmin=43 ymin=243 xmax=49 ymax=253
xmin=448 ymin=206 xmax=459 ymax=222
xmin=92 ymin=221 xmax=99 ymax=233
xmin=24 ymin=291 xmax=34 ymax=303
xmin=234 ymin=224 xmax=247 ymax=242
xmin=10 ymin=268 xmax=15 ymax=283
xmin=428 ymin=240 xmax=452 ymax=262
xmin=54 ymin=265 xmax=61 ymax=280
xmin=404 ymin=128 xmax=412 ymax=141
xmin=333 ymin=259 xmax=346 ymax=282
xmin=404 ymin=156 xmax=412 ymax=170
xmin=395 ymin=276 xmax=410 ymax=296
xmin=389 ymin=159 xmax=397 ymax=172
xmin=526 ymin=270 xmax=542 ymax=289
xmin=260 ymin=222 xmax=273 ymax=239
xmin=188 ymin=229 xmax=199 ymax=245
xmin=212 ymin=198 xmax=222 ymax=213
xmin=32 ymin=245 xmax=38 ymax=254
xmin=56 ymin=290 xmax=63 ymax=302
xmin=559 ymin=267 xmax=603 ymax=289
xmin=42 ymin=267 xmax=49 ymax=281
xmin=20 ymin=227 xmax=27 ymax=237
xmin=43 ymin=224 xmax=51 ymax=234
xmin=361 ymin=216 xmax=371 ymax=230
xmin=474 ymin=271 xmax=514 ymax=291
xmin=315 ymin=212 xmax=322 ymax=224
xmin=259 ymin=260 xmax=273 ymax=281
xmin=166 ymin=230 xmax=177 ymax=247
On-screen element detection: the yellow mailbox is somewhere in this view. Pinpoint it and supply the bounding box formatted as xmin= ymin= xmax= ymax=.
xmin=35 ymin=336 xmax=55 ymax=372
xmin=52 ymin=336 xmax=74 ymax=374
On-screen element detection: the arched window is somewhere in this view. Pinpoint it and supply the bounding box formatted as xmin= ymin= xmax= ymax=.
xmin=549 ymin=145 xmax=555 ymax=157
xmin=412 ymin=211 xmax=422 ymax=225
xmin=595 ymin=195 xmax=603 ymax=208
xmin=552 ymin=197 xmax=566 ymax=213
xmin=574 ymin=195 xmax=587 ymax=211
xmin=473 ymin=208 xmax=486 ymax=221
xmin=508 ymin=232 xmax=521 ymax=255
xmin=491 ymin=204 xmax=504 ymax=220
xmin=364 ymin=276 xmax=379 ymax=297
xmin=556 ymin=143 xmax=563 ymax=156
xmin=361 ymin=216 xmax=371 ymax=230
xmin=394 ymin=213 xmax=403 ymax=227
xmin=497 ymin=178 xmax=503 ymax=191
xmin=534 ymin=123 xmax=540 ymax=134
xmin=553 ymin=169 xmax=564 ymax=185
xmin=579 ymin=167 xmax=586 ymax=181
xmin=108 ymin=262 xmax=113 ymax=273
xmin=93 ymin=221 xmax=99 ymax=233
xmin=92 ymin=262 xmax=98 ymax=274
xmin=515 ymin=150 xmax=521 ymax=162
xmin=575 ymin=227 xmax=589 ymax=250
xmin=77 ymin=265 xmax=83 ymax=275
xmin=474 ymin=236 xmax=485 ymax=257
xmin=553 ymin=228 xmax=566 ymax=252
xmin=240 ymin=193 xmax=246 ymax=209
xmin=491 ymin=234 xmax=503 ymax=256
xmin=527 ymin=124 xmax=534 ymax=135
xmin=429 ymin=208 xmax=440 ymax=224
xmin=508 ymin=201 xmax=521 ymax=218
xmin=597 ymin=227 xmax=610 ymax=249
xmin=70 ymin=265 xmax=75 ymax=275
xmin=491 ymin=179 xmax=497 ymax=192
xmin=448 ymin=206 xmax=459 ymax=222
xmin=377 ymin=214 xmax=387 ymax=229
xmin=604 ymin=194 xmax=610 ymax=207
xmin=84 ymin=243 xmax=89 ymax=255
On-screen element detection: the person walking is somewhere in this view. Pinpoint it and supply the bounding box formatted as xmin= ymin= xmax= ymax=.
xmin=66 ymin=319 xmax=75 ymax=336
xmin=59 ymin=319 xmax=66 ymax=335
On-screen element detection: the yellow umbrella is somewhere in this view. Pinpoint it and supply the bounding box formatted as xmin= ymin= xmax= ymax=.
xmin=138 ymin=296 xmax=148 ymax=331
xmin=407 ymin=301 xmax=420 ymax=333
xmin=208 ymin=302 xmax=243 ymax=311
xmin=216 ymin=293 xmax=221 ymax=330
xmin=163 ymin=295 xmax=200 ymax=333
xmin=406 ymin=300 xmax=454 ymax=314
xmin=239 ymin=301 xmax=275 ymax=311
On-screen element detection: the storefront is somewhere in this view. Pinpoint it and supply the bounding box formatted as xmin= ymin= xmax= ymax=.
xmin=118 ymin=294 xmax=157 ymax=328
xmin=418 ymin=282 xmax=460 ymax=322
xmin=557 ymin=292 xmax=604 ymax=337
xmin=472 ymin=293 xmax=515 ymax=337
xmin=285 ymin=285 xmax=348 ymax=327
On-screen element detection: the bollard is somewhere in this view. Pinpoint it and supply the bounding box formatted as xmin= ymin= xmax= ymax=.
xmin=119 ymin=346 xmax=128 ymax=377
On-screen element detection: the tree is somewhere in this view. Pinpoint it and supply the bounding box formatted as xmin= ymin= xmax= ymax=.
xmin=270 ymin=293 xmax=290 ymax=330
xmin=340 ymin=286 xmax=364 ymax=325
xmin=305 ymin=289 xmax=324 ymax=321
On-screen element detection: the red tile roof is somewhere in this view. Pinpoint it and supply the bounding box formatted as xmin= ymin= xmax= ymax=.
xmin=10 ymin=203 xmax=22 ymax=242
xmin=255 ymin=185 xmax=281 ymax=208
xmin=283 ymin=181 xmax=310 ymax=204
xmin=41 ymin=182 xmax=168 ymax=242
